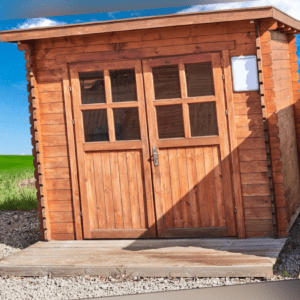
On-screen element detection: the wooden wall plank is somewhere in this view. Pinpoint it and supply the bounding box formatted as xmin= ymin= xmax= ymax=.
xmin=177 ymin=148 xmax=192 ymax=228
xmin=203 ymin=147 xmax=218 ymax=227
xmin=240 ymin=161 xmax=268 ymax=173
xmin=134 ymin=151 xmax=147 ymax=229
xmin=212 ymin=146 xmax=226 ymax=227
xmin=49 ymin=211 xmax=74 ymax=223
xmin=243 ymin=196 xmax=272 ymax=208
xmin=186 ymin=148 xmax=200 ymax=228
xmin=110 ymin=152 xmax=124 ymax=229
xmin=126 ymin=151 xmax=141 ymax=229
xmin=93 ymin=153 xmax=107 ymax=229
xmin=85 ymin=153 xmax=99 ymax=231
xmin=160 ymin=149 xmax=174 ymax=229
xmin=44 ymin=168 xmax=70 ymax=179
xmin=56 ymin=41 xmax=235 ymax=65
xmin=47 ymin=190 xmax=72 ymax=201
xmin=48 ymin=200 xmax=73 ymax=211
xmin=168 ymin=149 xmax=183 ymax=228
xmin=35 ymin=21 xmax=255 ymax=50
xmin=238 ymin=149 xmax=268 ymax=161
xmin=117 ymin=151 xmax=132 ymax=229
xmin=51 ymin=223 xmax=75 ymax=234
xmin=44 ymin=157 xmax=69 ymax=169
xmin=42 ymin=135 xmax=68 ymax=147
xmin=101 ymin=152 xmax=115 ymax=229
xmin=40 ymin=114 xmax=65 ymax=125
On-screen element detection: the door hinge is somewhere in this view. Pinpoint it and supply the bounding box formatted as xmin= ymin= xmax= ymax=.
xmin=69 ymin=86 xmax=72 ymax=92
xmin=222 ymin=74 xmax=225 ymax=80
xmin=80 ymin=211 xmax=82 ymax=217
xmin=234 ymin=207 xmax=237 ymax=213
xmin=72 ymin=119 xmax=75 ymax=125
xmin=225 ymin=110 xmax=228 ymax=116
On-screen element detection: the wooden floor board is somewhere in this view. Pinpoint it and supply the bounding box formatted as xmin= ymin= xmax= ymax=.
xmin=0 ymin=238 xmax=286 ymax=278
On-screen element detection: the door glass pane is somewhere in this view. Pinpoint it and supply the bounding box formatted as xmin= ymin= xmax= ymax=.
xmin=113 ymin=108 xmax=141 ymax=140
xmin=152 ymin=65 xmax=181 ymax=100
xmin=110 ymin=69 xmax=137 ymax=102
xmin=156 ymin=105 xmax=184 ymax=139
xmin=189 ymin=102 xmax=218 ymax=136
xmin=185 ymin=62 xmax=215 ymax=97
xmin=79 ymin=71 xmax=106 ymax=104
xmin=82 ymin=109 xmax=109 ymax=142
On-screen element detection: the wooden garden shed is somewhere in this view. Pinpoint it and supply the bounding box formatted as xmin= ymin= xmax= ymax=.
xmin=1 ymin=5 xmax=300 ymax=242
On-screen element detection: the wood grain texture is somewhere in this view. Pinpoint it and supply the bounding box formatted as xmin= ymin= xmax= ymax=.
xmin=25 ymin=45 xmax=50 ymax=241
xmin=0 ymin=237 xmax=286 ymax=277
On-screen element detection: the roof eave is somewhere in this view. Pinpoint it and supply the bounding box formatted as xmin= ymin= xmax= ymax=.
xmin=0 ymin=6 xmax=298 ymax=43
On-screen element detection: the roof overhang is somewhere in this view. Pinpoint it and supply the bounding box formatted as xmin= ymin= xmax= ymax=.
xmin=0 ymin=6 xmax=299 ymax=43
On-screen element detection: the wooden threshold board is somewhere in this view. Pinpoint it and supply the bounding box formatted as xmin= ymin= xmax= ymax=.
xmin=0 ymin=238 xmax=287 ymax=278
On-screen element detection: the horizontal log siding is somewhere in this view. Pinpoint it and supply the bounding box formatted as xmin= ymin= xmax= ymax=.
xmin=259 ymin=27 xmax=286 ymax=237
xmin=34 ymin=20 xmax=271 ymax=240
xmin=33 ymin=72 xmax=75 ymax=239
xmin=259 ymin=27 xmax=300 ymax=238
xmin=270 ymin=31 xmax=300 ymax=236
xmin=287 ymin=33 xmax=300 ymax=231
xmin=21 ymin=44 xmax=50 ymax=241
xmin=230 ymin=27 xmax=273 ymax=237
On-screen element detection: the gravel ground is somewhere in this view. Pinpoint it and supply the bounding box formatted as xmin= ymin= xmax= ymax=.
xmin=0 ymin=208 xmax=300 ymax=300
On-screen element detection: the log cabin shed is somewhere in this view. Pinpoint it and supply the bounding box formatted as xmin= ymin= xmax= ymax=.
xmin=1 ymin=5 xmax=300 ymax=242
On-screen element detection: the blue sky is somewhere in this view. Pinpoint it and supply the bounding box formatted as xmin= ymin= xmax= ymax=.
xmin=0 ymin=0 xmax=299 ymax=155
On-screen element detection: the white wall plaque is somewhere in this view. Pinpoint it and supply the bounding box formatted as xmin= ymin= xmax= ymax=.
xmin=231 ymin=55 xmax=259 ymax=92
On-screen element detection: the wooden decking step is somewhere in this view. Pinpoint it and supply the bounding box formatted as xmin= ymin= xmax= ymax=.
xmin=0 ymin=238 xmax=287 ymax=278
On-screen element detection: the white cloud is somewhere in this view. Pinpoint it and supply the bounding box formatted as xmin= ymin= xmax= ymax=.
xmin=107 ymin=12 xmax=121 ymax=20
xmin=130 ymin=10 xmax=143 ymax=18
xmin=14 ymin=18 xmax=66 ymax=30
xmin=177 ymin=0 xmax=300 ymax=21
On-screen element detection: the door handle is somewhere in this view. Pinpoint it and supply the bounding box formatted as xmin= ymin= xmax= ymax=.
xmin=153 ymin=147 xmax=159 ymax=166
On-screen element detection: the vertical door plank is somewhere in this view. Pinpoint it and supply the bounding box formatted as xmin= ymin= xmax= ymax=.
xmin=222 ymin=49 xmax=245 ymax=238
xmin=126 ymin=151 xmax=141 ymax=229
xmin=62 ymin=64 xmax=82 ymax=240
xmin=136 ymin=60 xmax=157 ymax=237
xmin=212 ymin=52 xmax=236 ymax=236
xmin=110 ymin=152 xmax=124 ymax=229
xmin=203 ymin=147 xmax=218 ymax=227
xmin=186 ymin=148 xmax=200 ymax=228
xmin=168 ymin=148 xmax=183 ymax=228
xmin=118 ymin=151 xmax=132 ymax=229
xmin=101 ymin=152 xmax=115 ymax=229
xmin=93 ymin=152 xmax=107 ymax=229
xmin=159 ymin=149 xmax=174 ymax=229
xmin=135 ymin=151 xmax=147 ymax=229
xmin=69 ymin=65 xmax=91 ymax=238
xmin=84 ymin=153 xmax=99 ymax=230
xmin=142 ymin=60 xmax=164 ymax=235
xmin=194 ymin=147 xmax=210 ymax=228
xmin=177 ymin=148 xmax=192 ymax=228
xmin=212 ymin=146 xmax=226 ymax=227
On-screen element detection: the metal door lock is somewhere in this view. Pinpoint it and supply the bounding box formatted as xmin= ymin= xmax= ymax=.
xmin=153 ymin=147 xmax=159 ymax=166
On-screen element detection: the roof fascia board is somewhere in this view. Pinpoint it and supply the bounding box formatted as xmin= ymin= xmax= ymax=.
xmin=272 ymin=9 xmax=300 ymax=31
xmin=0 ymin=6 xmax=275 ymax=43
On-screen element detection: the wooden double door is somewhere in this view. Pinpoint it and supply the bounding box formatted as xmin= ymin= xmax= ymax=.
xmin=69 ymin=52 xmax=237 ymax=239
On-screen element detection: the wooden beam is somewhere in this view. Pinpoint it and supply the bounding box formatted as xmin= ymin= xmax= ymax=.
xmin=222 ymin=49 xmax=245 ymax=239
xmin=0 ymin=6 xmax=275 ymax=42
xmin=17 ymin=42 xmax=29 ymax=51
xmin=281 ymin=27 xmax=292 ymax=32
xmin=56 ymin=41 xmax=235 ymax=65
xmin=62 ymin=64 xmax=83 ymax=240
xmin=260 ymin=18 xmax=278 ymax=31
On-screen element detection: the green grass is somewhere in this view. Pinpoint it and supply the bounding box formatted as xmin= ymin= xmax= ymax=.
xmin=0 ymin=155 xmax=38 ymax=211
